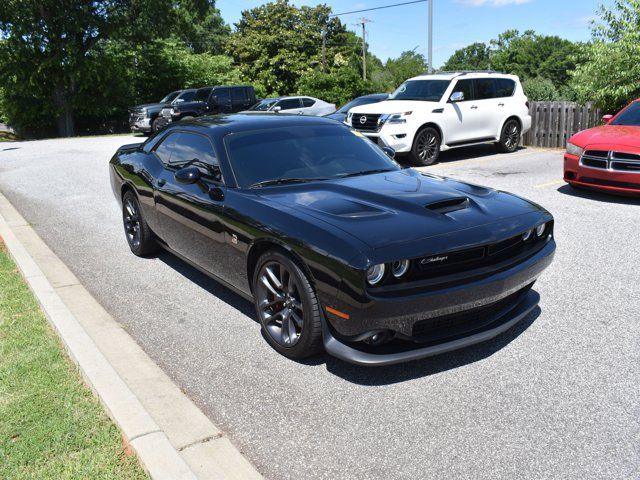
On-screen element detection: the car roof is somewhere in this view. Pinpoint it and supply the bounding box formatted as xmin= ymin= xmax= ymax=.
xmin=171 ymin=113 xmax=341 ymax=138
xmin=407 ymin=72 xmax=518 ymax=81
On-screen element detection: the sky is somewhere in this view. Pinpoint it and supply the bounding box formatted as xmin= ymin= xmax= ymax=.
xmin=216 ymin=0 xmax=610 ymax=68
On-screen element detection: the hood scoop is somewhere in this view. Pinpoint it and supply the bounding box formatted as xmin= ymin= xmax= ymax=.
xmin=425 ymin=197 xmax=470 ymax=215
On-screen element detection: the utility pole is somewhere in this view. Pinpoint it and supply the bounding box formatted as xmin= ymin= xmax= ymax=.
xmin=356 ymin=17 xmax=372 ymax=80
xmin=321 ymin=28 xmax=327 ymax=73
xmin=428 ymin=0 xmax=433 ymax=73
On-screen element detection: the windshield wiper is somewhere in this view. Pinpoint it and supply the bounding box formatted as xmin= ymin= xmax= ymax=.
xmin=249 ymin=177 xmax=328 ymax=188
xmin=336 ymin=168 xmax=396 ymax=179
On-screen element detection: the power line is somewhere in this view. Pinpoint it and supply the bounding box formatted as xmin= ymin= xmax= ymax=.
xmin=330 ymin=0 xmax=428 ymax=17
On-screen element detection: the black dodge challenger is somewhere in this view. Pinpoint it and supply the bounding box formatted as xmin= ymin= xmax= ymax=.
xmin=110 ymin=114 xmax=555 ymax=366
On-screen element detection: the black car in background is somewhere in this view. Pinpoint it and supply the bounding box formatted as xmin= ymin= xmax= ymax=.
xmin=324 ymin=93 xmax=389 ymax=123
xmin=110 ymin=114 xmax=555 ymax=366
xmin=128 ymin=89 xmax=197 ymax=134
xmin=160 ymin=85 xmax=257 ymax=128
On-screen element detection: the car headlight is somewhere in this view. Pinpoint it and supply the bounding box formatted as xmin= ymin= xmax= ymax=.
xmin=346 ymin=111 xmax=353 ymax=125
xmin=535 ymin=223 xmax=546 ymax=237
xmin=522 ymin=229 xmax=533 ymax=241
xmin=366 ymin=264 xmax=385 ymax=285
xmin=566 ymin=142 xmax=584 ymax=157
xmin=391 ymin=260 xmax=410 ymax=278
xmin=381 ymin=111 xmax=412 ymax=125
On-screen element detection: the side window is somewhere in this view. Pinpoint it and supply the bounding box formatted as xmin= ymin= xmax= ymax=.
xmin=153 ymin=132 xmax=179 ymax=163
xmin=231 ymin=88 xmax=244 ymax=103
xmin=452 ymin=79 xmax=473 ymax=102
xmin=474 ymin=79 xmax=497 ymax=100
xmin=169 ymin=132 xmax=222 ymax=182
xmin=301 ymin=98 xmax=316 ymax=108
xmin=496 ymin=79 xmax=516 ymax=98
xmin=277 ymin=98 xmax=302 ymax=110
xmin=214 ymin=88 xmax=230 ymax=104
xmin=180 ymin=91 xmax=195 ymax=102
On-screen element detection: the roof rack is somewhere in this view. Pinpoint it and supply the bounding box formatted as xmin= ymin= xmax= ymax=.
xmin=423 ymin=70 xmax=502 ymax=76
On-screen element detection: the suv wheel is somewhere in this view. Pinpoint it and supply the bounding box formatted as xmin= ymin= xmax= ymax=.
xmin=122 ymin=191 xmax=158 ymax=256
xmin=253 ymin=250 xmax=323 ymax=360
xmin=151 ymin=117 xmax=161 ymax=133
xmin=410 ymin=127 xmax=441 ymax=166
xmin=497 ymin=119 xmax=521 ymax=153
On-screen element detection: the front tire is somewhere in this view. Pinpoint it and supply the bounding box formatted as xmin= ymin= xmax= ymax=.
xmin=151 ymin=117 xmax=161 ymax=133
xmin=496 ymin=119 xmax=521 ymax=153
xmin=252 ymin=250 xmax=323 ymax=360
xmin=410 ymin=127 xmax=441 ymax=166
xmin=122 ymin=191 xmax=158 ymax=257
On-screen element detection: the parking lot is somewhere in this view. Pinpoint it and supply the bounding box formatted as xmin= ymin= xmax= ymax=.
xmin=1 ymin=136 xmax=638 ymax=479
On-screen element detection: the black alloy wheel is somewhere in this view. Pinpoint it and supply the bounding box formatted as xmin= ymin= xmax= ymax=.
xmin=253 ymin=251 xmax=323 ymax=359
xmin=411 ymin=127 xmax=441 ymax=166
xmin=152 ymin=117 xmax=161 ymax=133
xmin=122 ymin=191 xmax=158 ymax=256
xmin=497 ymin=119 xmax=521 ymax=153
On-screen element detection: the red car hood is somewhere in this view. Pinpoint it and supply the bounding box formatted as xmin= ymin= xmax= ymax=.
xmin=571 ymin=125 xmax=640 ymax=150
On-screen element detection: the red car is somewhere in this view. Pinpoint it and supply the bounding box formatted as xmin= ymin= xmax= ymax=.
xmin=564 ymin=99 xmax=640 ymax=196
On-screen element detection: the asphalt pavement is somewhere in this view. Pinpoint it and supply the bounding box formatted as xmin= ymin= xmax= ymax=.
xmin=1 ymin=136 xmax=638 ymax=480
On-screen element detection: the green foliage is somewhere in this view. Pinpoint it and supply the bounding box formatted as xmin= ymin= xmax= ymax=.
xmin=373 ymin=50 xmax=428 ymax=92
xmin=522 ymin=77 xmax=560 ymax=101
xmin=571 ymin=0 xmax=640 ymax=112
xmin=297 ymin=67 xmax=372 ymax=106
xmin=442 ymin=43 xmax=492 ymax=72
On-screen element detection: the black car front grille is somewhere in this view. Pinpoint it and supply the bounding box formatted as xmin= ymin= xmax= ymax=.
xmin=411 ymin=284 xmax=532 ymax=340
xmin=352 ymin=113 xmax=382 ymax=132
xmin=581 ymin=150 xmax=640 ymax=173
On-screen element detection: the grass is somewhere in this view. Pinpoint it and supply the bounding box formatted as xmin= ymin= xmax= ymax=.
xmin=0 ymin=241 xmax=148 ymax=479
xmin=0 ymin=131 xmax=19 ymax=142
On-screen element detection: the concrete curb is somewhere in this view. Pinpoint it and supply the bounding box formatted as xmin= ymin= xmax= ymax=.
xmin=0 ymin=192 xmax=263 ymax=480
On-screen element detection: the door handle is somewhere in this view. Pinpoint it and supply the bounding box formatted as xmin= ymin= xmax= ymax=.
xmin=498 ymin=102 xmax=505 ymax=107
xmin=157 ymin=179 xmax=166 ymax=187
xmin=470 ymin=105 xmax=478 ymax=110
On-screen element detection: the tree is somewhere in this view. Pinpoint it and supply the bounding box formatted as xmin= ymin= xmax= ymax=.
xmin=297 ymin=66 xmax=371 ymax=106
xmin=571 ymin=0 xmax=640 ymax=112
xmin=441 ymin=42 xmax=492 ymax=72
xmin=226 ymin=0 xmax=359 ymax=96
xmin=172 ymin=0 xmax=230 ymax=54
xmin=379 ymin=50 xmax=428 ymax=91
xmin=522 ymin=77 xmax=560 ymax=101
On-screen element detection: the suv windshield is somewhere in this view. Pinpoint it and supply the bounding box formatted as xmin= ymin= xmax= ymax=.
xmin=248 ymin=99 xmax=278 ymax=111
xmin=160 ymin=91 xmax=179 ymax=103
xmin=337 ymin=95 xmax=386 ymax=114
xmin=610 ymin=102 xmax=640 ymax=126
xmin=225 ymin=125 xmax=400 ymax=188
xmin=389 ymin=80 xmax=450 ymax=102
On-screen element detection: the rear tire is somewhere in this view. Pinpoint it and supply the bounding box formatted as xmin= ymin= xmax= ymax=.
xmin=122 ymin=191 xmax=158 ymax=257
xmin=410 ymin=127 xmax=441 ymax=166
xmin=496 ymin=119 xmax=521 ymax=153
xmin=252 ymin=250 xmax=323 ymax=360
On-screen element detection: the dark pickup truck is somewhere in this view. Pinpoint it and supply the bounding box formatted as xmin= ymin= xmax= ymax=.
xmin=157 ymin=85 xmax=257 ymax=128
xmin=128 ymin=89 xmax=197 ymax=134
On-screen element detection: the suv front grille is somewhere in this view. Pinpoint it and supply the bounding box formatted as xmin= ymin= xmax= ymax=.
xmin=352 ymin=113 xmax=382 ymax=132
xmin=580 ymin=150 xmax=640 ymax=173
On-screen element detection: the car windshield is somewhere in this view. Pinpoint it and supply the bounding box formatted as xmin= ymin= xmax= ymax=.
xmin=193 ymin=88 xmax=212 ymax=102
xmin=248 ymin=99 xmax=278 ymax=111
xmin=160 ymin=91 xmax=179 ymax=103
xmin=388 ymin=80 xmax=450 ymax=102
xmin=225 ymin=125 xmax=400 ymax=188
xmin=336 ymin=96 xmax=385 ymax=114
xmin=610 ymin=102 xmax=640 ymax=126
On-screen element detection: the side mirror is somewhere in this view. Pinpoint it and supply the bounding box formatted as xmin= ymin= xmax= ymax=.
xmin=381 ymin=146 xmax=395 ymax=159
xmin=175 ymin=166 xmax=201 ymax=185
xmin=450 ymin=91 xmax=465 ymax=102
xmin=273 ymin=106 xmax=282 ymax=113
xmin=602 ymin=114 xmax=613 ymax=123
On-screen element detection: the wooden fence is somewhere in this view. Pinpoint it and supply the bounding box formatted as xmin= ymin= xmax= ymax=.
xmin=523 ymin=101 xmax=602 ymax=148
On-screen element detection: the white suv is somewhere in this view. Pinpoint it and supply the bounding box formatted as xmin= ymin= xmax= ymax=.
xmin=346 ymin=72 xmax=531 ymax=166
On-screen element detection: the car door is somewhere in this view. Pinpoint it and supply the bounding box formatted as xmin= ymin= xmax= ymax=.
xmin=274 ymin=98 xmax=303 ymax=114
xmin=211 ymin=88 xmax=232 ymax=114
xmin=472 ymin=78 xmax=501 ymax=139
xmin=231 ymin=87 xmax=253 ymax=112
xmin=299 ymin=97 xmax=317 ymax=115
xmin=153 ymin=131 xmax=231 ymax=279
xmin=443 ymin=78 xmax=485 ymax=145
xmin=495 ymin=78 xmax=518 ymax=133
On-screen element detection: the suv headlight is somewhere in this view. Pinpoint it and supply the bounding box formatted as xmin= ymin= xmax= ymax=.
xmin=381 ymin=111 xmax=412 ymax=125
xmin=366 ymin=264 xmax=385 ymax=285
xmin=346 ymin=111 xmax=353 ymax=125
xmin=566 ymin=142 xmax=584 ymax=157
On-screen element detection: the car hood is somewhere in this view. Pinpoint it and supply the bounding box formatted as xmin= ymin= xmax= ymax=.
xmin=348 ymin=100 xmax=439 ymax=114
xmin=571 ymin=125 xmax=640 ymax=149
xmin=129 ymin=102 xmax=168 ymax=112
xmin=325 ymin=112 xmax=346 ymax=122
xmin=258 ymin=169 xmax=545 ymax=249
xmin=175 ymin=100 xmax=206 ymax=111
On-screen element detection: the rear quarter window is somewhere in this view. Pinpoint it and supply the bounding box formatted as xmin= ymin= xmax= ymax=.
xmin=496 ymin=79 xmax=516 ymax=97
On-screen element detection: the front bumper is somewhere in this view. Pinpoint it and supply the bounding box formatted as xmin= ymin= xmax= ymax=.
xmin=323 ymin=289 xmax=540 ymax=366
xmin=129 ymin=117 xmax=151 ymax=133
xmin=564 ymin=153 xmax=640 ymax=196
xmin=354 ymin=124 xmax=413 ymax=152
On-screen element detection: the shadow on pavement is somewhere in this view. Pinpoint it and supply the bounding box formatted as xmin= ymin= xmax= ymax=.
xmin=557 ymin=184 xmax=640 ymax=205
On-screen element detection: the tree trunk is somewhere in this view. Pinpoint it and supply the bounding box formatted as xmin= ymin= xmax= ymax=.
xmin=53 ymin=82 xmax=75 ymax=137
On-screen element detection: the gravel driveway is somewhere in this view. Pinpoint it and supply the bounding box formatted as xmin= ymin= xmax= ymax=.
xmin=1 ymin=136 xmax=638 ymax=480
